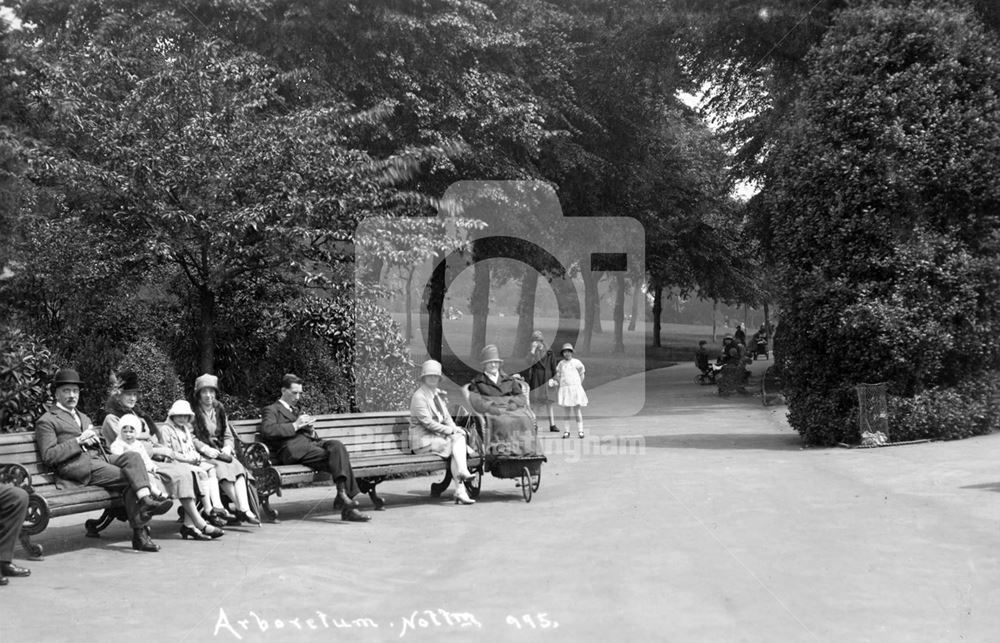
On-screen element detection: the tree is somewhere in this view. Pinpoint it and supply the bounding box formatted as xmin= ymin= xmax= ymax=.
xmin=762 ymin=0 xmax=1000 ymax=445
xmin=15 ymin=11 xmax=442 ymax=373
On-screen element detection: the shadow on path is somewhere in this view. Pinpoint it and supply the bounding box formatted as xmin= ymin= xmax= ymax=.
xmin=642 ymin=432 xmax=801 ymax=451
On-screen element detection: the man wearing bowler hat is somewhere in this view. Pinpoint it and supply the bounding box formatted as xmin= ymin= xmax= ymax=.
xmin=260 ymin=374 xmax=371 ymax=522
xmin=34 ymin=368 xmax=173 ymax=552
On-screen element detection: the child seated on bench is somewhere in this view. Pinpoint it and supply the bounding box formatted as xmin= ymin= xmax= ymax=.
xmin=110 ymin=415 xmax=168 ymax=500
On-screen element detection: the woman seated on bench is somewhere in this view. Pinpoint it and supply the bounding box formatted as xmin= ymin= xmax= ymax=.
xmin=191 ymin=374 xmax=260 ymax=525
xmin=409 ymin=360 xmax=476 ymax=505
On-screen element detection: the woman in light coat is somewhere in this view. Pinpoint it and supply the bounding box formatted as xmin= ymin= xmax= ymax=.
xmin=409 ymin=360 xmax=475 ymax=505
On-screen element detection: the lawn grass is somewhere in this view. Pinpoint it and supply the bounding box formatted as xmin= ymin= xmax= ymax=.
xmin=393 ymin=314 xmax=728 ymax=391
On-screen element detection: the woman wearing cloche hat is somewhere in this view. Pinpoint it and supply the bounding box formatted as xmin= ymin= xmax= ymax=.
xmin=409 ymin=360 xmax=476 ymax=505
xmin=191 ymin=374 xmax=260 ymax=525
xmin=468 ymin=344 xmax=538 ymax=457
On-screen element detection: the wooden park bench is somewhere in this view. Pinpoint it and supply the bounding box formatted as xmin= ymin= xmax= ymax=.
xmin=230 ymin=410 xmax=483 ymax=522
xmin=0 ymin=432 xmax=129 ymax=559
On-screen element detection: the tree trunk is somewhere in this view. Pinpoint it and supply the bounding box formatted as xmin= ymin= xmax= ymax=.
xmin=513 ymin=266 xmax=538 ymax=357
xmin=712 ymin=298 xmax=718 ymax=342
xmin=628 ymin=278 xmax=640 ymax=331
xmin=470 ymin=258 xmax=490 ymax=358
xmin=593 ymin=281 xmax=604 ymax=334
xmin=198 ymin=284 xmax=216 ymax=373
xmin=405 ymin=266 xmax=415 ymax=342
xmin=652 ymin=283 xmax=662 ymax=348
xmin=613 ymin=273 xmax=625 ymax=353
xmin=425 ymin=259 xmax=446 ymax=361
xmin=763 ymin=302 xmax=771 ymax=338
xmin=581 ymin=268 xmax=599 ymax=353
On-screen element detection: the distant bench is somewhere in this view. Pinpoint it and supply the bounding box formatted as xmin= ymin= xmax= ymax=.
xmin=231 ymin=411 xmax=483 ymax=522
xmin=0 ymin=432 xmax=128 ymax=559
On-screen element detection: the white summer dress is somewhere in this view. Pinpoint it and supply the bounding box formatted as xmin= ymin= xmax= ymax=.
xmin=555 ymin=358 xmax=588 ymax=407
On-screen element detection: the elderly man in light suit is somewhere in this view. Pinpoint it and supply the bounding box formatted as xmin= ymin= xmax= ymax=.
xmin=34 ymin=369 xmax=172 ymax=552
xmin=409 ymin=360 xmax=475 ymax=505
xmin=259 ymin=374 xmax=371 ymax=522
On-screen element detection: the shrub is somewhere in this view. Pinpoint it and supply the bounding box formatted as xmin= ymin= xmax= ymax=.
xmin=0 ymin=327 xmax=59 ymax=432
xmin=887 ymin=372 xmax=1000 ymax=442
xmin=114 ymin=338 xmax=184 ymax=421
xmin=761 ymin=2 xmax=1000 ymax=444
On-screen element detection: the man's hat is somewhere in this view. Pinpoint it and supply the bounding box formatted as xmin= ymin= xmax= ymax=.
xmin=531 ymin=330 xmax=544 ymax=341
xmin=194 ymin=373 xmax=219 ymax=394
xmin=118 ymin=370 xmax=140 ymax=392
xmin=479 ymin=344 xmax=503 ymax=364
xmin=51 ymin=368 xmax=84 ymax=390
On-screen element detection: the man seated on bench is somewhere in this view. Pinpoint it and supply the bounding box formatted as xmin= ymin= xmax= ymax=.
xmin=34 ymin=368 xmax=173 ymax=552
xmin=0 ymin=482 xmax=30 ymax=585
xmin=259 ymin=374 xmax=371 ymax=522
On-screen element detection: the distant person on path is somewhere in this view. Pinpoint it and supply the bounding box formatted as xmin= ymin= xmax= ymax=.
xmin=0 ymin=483 xmax=30 ymax=585
xmin=409 ymin=360 xmax=476 ymax=505
xmin=734 ymin=323 xmax=746 ymax=345
xmin=695 ymin=340 xmax=710 ymax=372
xmin=35 ymin=368 xmax=171 ymax=552
xmin=259 ymin=374 xmax=372 ymax=521
xmin=191 ymin=374 xmax=260 ymax=525
xmin=552 ymin=343 xmax=588 ymax=439
xmin=521 ymin=330 xmax=559 ymax=433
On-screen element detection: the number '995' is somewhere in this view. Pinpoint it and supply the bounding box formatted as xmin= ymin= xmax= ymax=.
xmin=505 ymin=614 xmax=558 ymax=629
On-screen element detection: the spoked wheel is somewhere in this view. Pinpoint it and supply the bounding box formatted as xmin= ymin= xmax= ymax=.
xmin=531 ymin=466 xmax=541 ymax=492
xmin=520 ymin=466 xmax=533 ymax=503
xmin=465 ymin=468 xmax=483 ymax=500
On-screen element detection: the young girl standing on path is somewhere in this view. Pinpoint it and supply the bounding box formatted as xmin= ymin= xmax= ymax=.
xmin=550 ymin=343 xmax=588 ymax=439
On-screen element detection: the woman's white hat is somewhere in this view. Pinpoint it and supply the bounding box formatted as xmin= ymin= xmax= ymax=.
xmin=420 ymin=359 xmax=443 ymax=380
xmin=168 ymin=399 xmax=194 ymax=418
xmin=118 ymin=414 xmax=143 ymax=431
xmin=560 ymin=343 xmax=574 ymax=353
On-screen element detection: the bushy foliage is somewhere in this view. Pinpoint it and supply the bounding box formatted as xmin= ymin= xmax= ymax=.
xmin=0 ymin=327 xmax=59 ymax=432
xmin=887 ymin=372 xmax=1000 ymax=442
xmin=290 ymin=292 xmax=415 ymax=412
xmin=114 ymin=338 xmax=184 ymax=421
xmin=761 ymin=1 xmax=1000 ymax=445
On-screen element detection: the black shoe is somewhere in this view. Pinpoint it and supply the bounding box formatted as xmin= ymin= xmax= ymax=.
xmin=179 ymin=525 xmax=211 ymax=541
xmin=333 ymin=493 xmax=359 ymax=511
xmin=211 ymin=507 xmax=237 ymax=522
xmin=0 ymin=562 xmax=30 ymax=577
xmin=0 ymin=576 xmax=7 ymax=586
xmin=549 ymin=425 xmax=560 ymax=432
xmin=132 ymin=528 xmax=160 ymax=552
xmin=341 ymin=508 xmax=371 ymax=522
xmin=138 ymin=496 xmax=173 ymax=521
xmin=236 ymin=510 xmax=261 ymax=526
xmin=201 ymin=511 xmax=226 ymax=528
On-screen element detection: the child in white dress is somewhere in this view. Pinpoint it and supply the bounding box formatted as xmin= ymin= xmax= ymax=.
xmin=549 ymin=343 xmax=588 ymax=439
xmin=110 ymin=414 xmax=168 ymax=499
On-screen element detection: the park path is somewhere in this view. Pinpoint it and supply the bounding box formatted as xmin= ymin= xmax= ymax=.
xmin=2 ymin=360 xmax=999 ymax=642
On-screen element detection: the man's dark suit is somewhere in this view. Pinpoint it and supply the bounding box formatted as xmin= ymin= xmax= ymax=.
xmin=0 ymin=484 xmax=28 ymax=563
xmin=34 ymin=406 xmax=151 ymax=528
xmin=259 ymin=402 xmax=360 ymax=497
